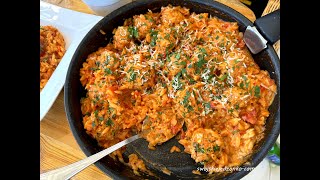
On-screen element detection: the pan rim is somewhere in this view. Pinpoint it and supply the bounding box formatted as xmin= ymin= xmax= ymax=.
xmin=65 ymin=0 xmax=280 ymax=179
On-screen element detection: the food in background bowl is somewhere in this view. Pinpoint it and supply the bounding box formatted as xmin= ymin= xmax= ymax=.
xmin=79 ymin=5 xmax=276 ymax=175
xmin=40 ymin=25 xmax=66 ymax=91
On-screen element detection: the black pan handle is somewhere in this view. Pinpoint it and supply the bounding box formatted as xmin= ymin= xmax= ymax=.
xmin=254 ymin=9 xmax=280 ymax=45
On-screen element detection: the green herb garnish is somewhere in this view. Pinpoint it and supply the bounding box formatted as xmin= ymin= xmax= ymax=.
xmin=94 ymin=110 xmax=99 ymax=117
xmin=104 ymin=68 xmax=112 ymax=75
xmin=128 ymin=26 xmax=139 ymax=39
xmin=164 ymin=33 xmax=170 ymax=40
xmin=175 ymin=53 xmax=181 ymax=60
xmin=128 ymin=68 xmax=137 ymax=82
xmin=105 ymin=55 xmax=111 ymax=65
xmin=204 ymin=102 xmax=211 ymax=109
xmin=195 ymin=143 xmax=205 ymax=153
xmin=106 ymin=118 xmax=114 ymax=126
xmin=219 ymin=74 xmax=228 ymax=81
xmin=240 ymin=82 xmax=244 ymax=89
xmin=213 ymin=145 xmax=220 ymax=152
xmin=200 ymin=47 xmax=207 ymax=55
xmin=98 ymin=116 xmax=104 ymax=121
xmin=150 ymin=29 xmax=158 ymax=47
xmin=182 ymin=91 xmax=191 ymax=106
xmin=254 ymin=85 xmax=261 ymax=98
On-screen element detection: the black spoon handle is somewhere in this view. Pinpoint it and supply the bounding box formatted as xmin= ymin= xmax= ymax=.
xmin=254 ymin=9 xmax=280 ymax=45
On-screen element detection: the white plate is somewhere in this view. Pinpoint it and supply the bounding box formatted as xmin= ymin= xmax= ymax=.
xmin=40 ymin=1 xmax=103 ymax=121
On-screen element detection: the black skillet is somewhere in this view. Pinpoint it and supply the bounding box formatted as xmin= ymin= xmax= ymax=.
xmin=64 ymin=0 xmax=280 ymax=179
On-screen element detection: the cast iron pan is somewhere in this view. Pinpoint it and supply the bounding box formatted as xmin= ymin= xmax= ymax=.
xmin=65 ymin=0 xmax=280 ymax=179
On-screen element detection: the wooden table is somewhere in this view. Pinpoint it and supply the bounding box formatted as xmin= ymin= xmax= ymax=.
xmin=40 ymin=1 xmax=279 ymax=179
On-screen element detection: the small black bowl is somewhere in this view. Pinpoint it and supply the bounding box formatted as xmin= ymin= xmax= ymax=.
xmin=65 ymin=0 xmax=280 ymax=179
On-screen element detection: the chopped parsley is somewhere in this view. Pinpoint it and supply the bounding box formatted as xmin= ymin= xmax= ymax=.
xmin=108 ymin=107 xmax=115 ymax=114
xmin=145 ymin=15 xmax=154 ymax=22
xmin=105 ymin=55 xmax=111 ymax=65
xmin=182 ymin=112 xmax=186 ymax=118
xmin=197 ymin=55 xmax=206 ymax=67
xmin=188 ymin=77 xmax=196 ymax=84
xmin=199 ymin=47 xmax=207 ymax=55
xmin=106 ymin=118 xmax=114 ymax=126
xmin=254 ymin=85 xmax=261 ymax=98
xmin=232 ymin=130 xmax=239 ymax=134
xmin=94 ymin=110 xmax=99 ymax=117
xmin=181 ymin=68 xmax=187 ymax=76
xmin=128 ymin=68 xmax=137 ymax=82
xmin=150 ymin=29 xmax=158 ymax=47
xmin=175 ymin=52 xmax=181 ymax=60
xmin=213 ymin=95 xmax=222 ymax=100
xmin=219 ymin=74 xmax=228 ymax=81
xmin=213 ymin=145 xmax=220 ymax=152
xmin=172 ymin=72 xmax=183 ymax=91
xmin=168 ymin=43 xmax=174 ymax=49
xmin=128 ymin=26 xmax=139 ymax=39
xmin=164 ymin=33 xmax=170 ymax=40
xmin=90 ymin=67 xmax=99 ymax=71
xmin=182 ymin=91 xmax=191 ymax=106
xmin=179 ymin=61 xmax=187 ymax=66
xmin=198 ymin=38 xmax=205 ymax=44
xmin=203 ymin=102 xmax=211 ymax=109
xmin=240 ymin=75 xmax=250 ymax=89
xmin=187 ymin=105 xmax=194 ymax=112
xmin=195 ymin=54 xmax=206 ymax=74
xmin=104 ymin=68 xmax=112 ymax=75
xmin=194 ymin=143 xmax=205 ymax=153
xmin=240 ymin=82 xmax=244 ymax=89
xmin=184 ymin=54 xmax=191 ymax=60
xmin=98 ymin=116 xmax=104 ymax=121
xmin=182 ymin=91 xmax=194 ymax=112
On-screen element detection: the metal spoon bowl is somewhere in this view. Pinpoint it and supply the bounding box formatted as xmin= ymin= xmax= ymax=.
xmin=40 ymin=114 xmax=184 ymax=180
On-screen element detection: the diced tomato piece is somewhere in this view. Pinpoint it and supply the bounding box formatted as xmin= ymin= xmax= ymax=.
xmin=171 ymin=125 xmax=180 ymax=134
xmin=222 ymin=23 xmax=230 ymax=29
xmin=210 ymin=101 xmax=216 ymax=108
xmin=180 ymin=130 xmax=186 ymax=139
xmin=241 ymin=109 xmax=257 ymax=124
xmin=237 ymin=39 xmax=246 ymax=48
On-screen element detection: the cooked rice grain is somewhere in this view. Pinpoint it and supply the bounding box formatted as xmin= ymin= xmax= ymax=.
xmin=40 ymin=25 xmax=66 ymax=91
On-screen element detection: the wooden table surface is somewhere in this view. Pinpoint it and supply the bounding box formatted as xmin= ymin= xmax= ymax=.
xmin=40 ymin=0 xmax=279 ymax=179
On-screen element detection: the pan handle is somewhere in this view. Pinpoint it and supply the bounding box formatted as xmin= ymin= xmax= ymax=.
xmin=254 ymin=9 xmax=280 ymax=45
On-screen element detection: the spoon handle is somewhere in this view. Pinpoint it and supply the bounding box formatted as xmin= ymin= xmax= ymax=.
xmin=40 ymin=135 xmax=140 ymax=180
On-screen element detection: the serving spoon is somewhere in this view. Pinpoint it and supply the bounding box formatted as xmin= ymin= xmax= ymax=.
xmin=40 ymin=116 xmax=184 ymax=180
